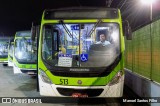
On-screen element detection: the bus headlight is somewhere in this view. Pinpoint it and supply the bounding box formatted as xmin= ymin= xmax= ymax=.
xmin=39 ymin=69 xmax=52 ymax=84
xmin=109 ymin=71 xmax=123 ymax=86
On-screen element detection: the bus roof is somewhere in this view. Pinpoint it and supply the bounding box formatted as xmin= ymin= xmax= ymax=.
xmin=44 ymin=7 xmax=119 ymax=20
xmin=0 ymin=37 xmax=10 ymax=42
xmin=15 ymin=31 xmax=31 ymax=37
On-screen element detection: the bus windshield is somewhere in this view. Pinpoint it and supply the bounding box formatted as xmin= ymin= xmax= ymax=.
xmin=42 ymin=23 xmax=120 ymax=67
xmin=14 ymin=37 xmax=37 ymax=63
xmin=0 ymin=41 xmax=8 ymax=58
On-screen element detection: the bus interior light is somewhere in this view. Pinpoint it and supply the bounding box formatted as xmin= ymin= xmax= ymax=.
xmin=17 ymin=52 xmax=23 ymax=59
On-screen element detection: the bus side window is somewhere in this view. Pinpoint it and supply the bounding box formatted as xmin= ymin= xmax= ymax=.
xmin=42 ymin=26 xmax=52 ymax=60
xmin=53 ymin=30 xmax=59 ymax=52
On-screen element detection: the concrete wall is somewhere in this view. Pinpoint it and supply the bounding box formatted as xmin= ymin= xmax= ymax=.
xmin=125 ymin=69 xmax=160 ymax=106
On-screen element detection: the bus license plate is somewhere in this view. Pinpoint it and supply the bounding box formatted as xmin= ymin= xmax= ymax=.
xmin=27 ymin=72 xmax=34 ymax=75
xmin=72 ymin=93 xmax=88 ymax=98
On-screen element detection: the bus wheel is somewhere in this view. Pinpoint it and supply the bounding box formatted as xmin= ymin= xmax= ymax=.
xmin=3 ymin=64 xmax=8 ymax=66
xmin=31 ymin=75 xmax=36 ymax=79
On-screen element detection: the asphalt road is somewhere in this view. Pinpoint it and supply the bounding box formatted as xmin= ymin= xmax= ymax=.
xmin=0 ymin=64 xmax=149 ymax=106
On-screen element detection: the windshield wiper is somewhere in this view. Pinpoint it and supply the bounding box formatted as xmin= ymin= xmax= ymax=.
xmin=87 ymin=19 xmax=102 ymax=37
xmin=59 ymin=20 xmax=73 ymax=38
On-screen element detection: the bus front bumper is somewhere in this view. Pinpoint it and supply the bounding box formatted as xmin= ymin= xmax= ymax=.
xmin=39 ymin=75 xmax=124 ymax=97
xmin=0 ymin=60 xmax=8 ymax=64
xmin=13 ymin=64 xmax=36 ymax=75
xmin=8 ymin=60 xmax=13 ymax=67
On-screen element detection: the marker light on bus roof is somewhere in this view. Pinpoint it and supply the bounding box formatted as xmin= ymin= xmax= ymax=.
xmin=140 ymin=0 xmax=156 ymax=5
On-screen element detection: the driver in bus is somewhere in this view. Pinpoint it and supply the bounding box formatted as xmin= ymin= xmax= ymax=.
xmin=96 ymin=34 xmax=111 ymax=46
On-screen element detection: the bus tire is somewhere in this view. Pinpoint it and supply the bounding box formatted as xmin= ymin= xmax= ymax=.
xmin=3 ymin=64 xmax=8 ymax=66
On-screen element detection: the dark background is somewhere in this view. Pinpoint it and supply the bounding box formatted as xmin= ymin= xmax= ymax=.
xmin=0 ymin=0 xmax=160 ymax=37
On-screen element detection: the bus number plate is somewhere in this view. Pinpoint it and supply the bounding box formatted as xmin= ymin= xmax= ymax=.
xmin=72 ymin=93 xmax=88 ymax=98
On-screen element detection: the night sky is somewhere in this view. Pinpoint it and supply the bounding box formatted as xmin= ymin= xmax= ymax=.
xmin=0 ymin=0 xmax=160 ymax=37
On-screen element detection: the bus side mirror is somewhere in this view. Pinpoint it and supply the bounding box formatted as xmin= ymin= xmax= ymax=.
xmin=31 ymin=26 xmax=36 ymax=41
xmin=14 ymin=41 xmax=17 ymax=47
xmin=31 ymin=25 xmax=40 ymax=51
xmin=36 ymin=25 xmax=40 ymax=41
xmin=123 ymin=20 xmax=132 ymax=40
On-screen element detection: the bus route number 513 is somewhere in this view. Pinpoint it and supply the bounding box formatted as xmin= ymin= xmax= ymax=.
xmin=60 ymin=79 xmax=68 ymax=85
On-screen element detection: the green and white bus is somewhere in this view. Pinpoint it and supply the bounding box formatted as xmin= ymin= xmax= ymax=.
xmin=0 ymin=37 xmax=9 ymax=66
xmin=13 ymin=31 xmax=37 ymax=75
xmin=33 ymin=8 xmax=132 ymax=97
xmin=8 ymin=38 xmax=14 ymax=67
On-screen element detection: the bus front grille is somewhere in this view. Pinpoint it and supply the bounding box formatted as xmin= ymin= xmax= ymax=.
xmin=57 ymin=88 xmax=104 ymax=97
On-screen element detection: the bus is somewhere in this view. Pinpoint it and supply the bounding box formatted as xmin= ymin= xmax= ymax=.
xmin=32 ymin=7 xmax=132 ymax=97
xmin=0 ymin=37 xmax=9 ymax=66
xmin=13 ymin=31 xmax=37 ymax=75
xmin=8 ymin=38 xmax=14 ymax=67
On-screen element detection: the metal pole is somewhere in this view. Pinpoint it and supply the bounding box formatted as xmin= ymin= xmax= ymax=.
xmin=150 ymin=2 xmax=153 ymax=81
xmin=120 ymin=0 xmax=127 ymax=9
xmin=150 ymin=2 xmax=153 ymax=21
